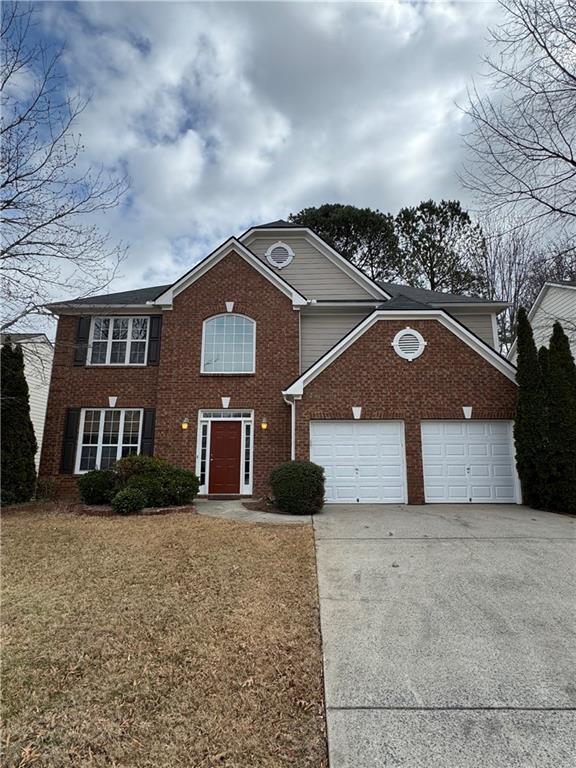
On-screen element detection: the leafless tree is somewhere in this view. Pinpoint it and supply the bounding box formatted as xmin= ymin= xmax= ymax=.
xmin=473 ymin=214 xmax=576 ymax=350
xmin=461 ymin=0 xmax=576 ymax=231
xmin=1 ymin=2 xmax=128 ymax=332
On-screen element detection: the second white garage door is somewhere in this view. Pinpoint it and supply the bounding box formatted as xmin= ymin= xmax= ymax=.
xmin=310 ymin=421 xmax=407 ymax=503
xmin=421 ymin=421 xmax=518 ymax=503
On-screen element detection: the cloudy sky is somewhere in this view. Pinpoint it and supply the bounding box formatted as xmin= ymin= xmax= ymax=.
xmin=38 ymin=0 xmax=502 ymax=294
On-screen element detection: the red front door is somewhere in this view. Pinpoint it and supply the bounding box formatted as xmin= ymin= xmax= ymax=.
xmin=208 ymin=421 xmax=242 ymax=494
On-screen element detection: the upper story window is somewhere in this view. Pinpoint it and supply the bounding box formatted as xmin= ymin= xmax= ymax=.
xmin=89 ymin=317 xmax=149 ymax=366
xmin=202 ymin=314 xmax=255 ymax=374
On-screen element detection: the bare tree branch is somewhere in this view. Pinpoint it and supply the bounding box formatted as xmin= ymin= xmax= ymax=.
xmin=0 ymin=2 xmax=128 ymax=332
xmin=460 ymin=0 xmax=576 ymax=235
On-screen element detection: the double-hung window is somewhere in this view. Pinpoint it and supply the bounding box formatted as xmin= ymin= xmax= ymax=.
xmin=202 ymin=314 xmax=255 ymax=373
xmin=76 ymin=408 xmax=143 ymax=472
xmin=89 ymin=317 xmax=149 ymax=365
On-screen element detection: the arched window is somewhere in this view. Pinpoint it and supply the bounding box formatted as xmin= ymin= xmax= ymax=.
xmin=202 ymin=314 xmax=255 ymax=373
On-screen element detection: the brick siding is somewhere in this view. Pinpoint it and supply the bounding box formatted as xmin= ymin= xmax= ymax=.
xmin=294 ymin=319 xmax=517 ymax=504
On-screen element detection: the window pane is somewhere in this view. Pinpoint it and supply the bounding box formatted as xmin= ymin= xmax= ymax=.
xmin=110 ymin=341 xmax=127 ymax=364
xmin=131 ymin=318 xmax=148 ymax=340
xmin=202 ymin=315 xmax=254 ymax=373
xmin=112 ymin=318 xmax=129 ymax=339
xmin=80 ymin=446 xmax=97 ymax=471
xmin=129 ymin=341 xmax=146 ymax=364
xmin=100 ymin=446 xmax=118 ymax=469
xmin=93 ymin=318 xmax=110 ymax=341
xmin=102 ymin=411 xmax=120 ymax=444
xmin=90 ymin=341 xmax=108 ymax=365
xmin=82 ymin=410 xmax=101 ymax=444
xmin=122 ymin=410 xmax=141 ymax=444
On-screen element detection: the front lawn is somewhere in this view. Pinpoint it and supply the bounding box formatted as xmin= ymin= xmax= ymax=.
xmin=2 ymin=506 xmax=327 ymax=767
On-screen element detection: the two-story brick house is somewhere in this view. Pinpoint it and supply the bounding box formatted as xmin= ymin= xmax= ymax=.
xmin=41 ymin=220 xmax=519 ymax=505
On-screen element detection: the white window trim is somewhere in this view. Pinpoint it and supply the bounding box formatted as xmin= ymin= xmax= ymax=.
xmin=392 ymin=327 xmax=427 ymax=361
xmin=87 ymin=316 xmax=150 ymax=367
xmin=74 ymin=407 xmax=144 ymax=474
xmin=200 ymin=313 xmax=256 ymax=375
xmin=265 ymin=241 xmax=295 ymax=269
xmin=195 ymin=410 xmax=254 ymax=495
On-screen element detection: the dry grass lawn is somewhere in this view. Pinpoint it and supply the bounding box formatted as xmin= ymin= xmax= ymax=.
xmin=1 ymin=506 xmax=327 ymax=767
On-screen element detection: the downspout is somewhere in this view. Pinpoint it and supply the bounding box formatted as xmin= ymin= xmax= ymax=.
xmin=283 ymin=394 xmax=296 ymax=460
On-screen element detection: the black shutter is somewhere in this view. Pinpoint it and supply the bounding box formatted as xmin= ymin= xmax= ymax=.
xmin=74 ymin=316 xmax=91 ymax=366
xmin=60 ymin=409 xmax=81 ymax=473
xmin=147 ymin=316 xmax=162 ymax=365
xmin=141 ymin=409 xmax=156 ymax=455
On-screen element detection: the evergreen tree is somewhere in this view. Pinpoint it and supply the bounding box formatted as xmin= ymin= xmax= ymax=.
xmin=537 ymin=346 xmax=552 ymax=508
xmin=513 ymin=308 xmax=546 ymax=507
xmin=1 ymin=342 xmax=37 ymax=504
xmin=547 ymin=323 xmax=576 ymax=514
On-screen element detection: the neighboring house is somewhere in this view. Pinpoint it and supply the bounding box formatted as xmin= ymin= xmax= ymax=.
xmin=40 ymin=220 xmax=519 ymax=505
xmin=1 ymin=333 xmax=54 ymax=470
xmin=508 ymin=281 xmax=576 ymax=363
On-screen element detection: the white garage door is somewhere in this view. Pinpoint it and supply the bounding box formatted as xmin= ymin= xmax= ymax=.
xmin=310 ymin=421 xmax=406 ymax=503
xmin=421 ymin=421 xmax=518 ymax=503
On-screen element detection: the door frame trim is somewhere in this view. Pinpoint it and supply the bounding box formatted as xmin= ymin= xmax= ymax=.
xmin=195 ymin=409 xmax=254 ymax=495
xmin=309 ymin=419 xmax=408 ymax=504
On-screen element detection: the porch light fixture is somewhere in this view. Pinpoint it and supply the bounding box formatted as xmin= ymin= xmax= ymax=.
xmin=260 ymin=417 xmax=269 ymax=430
xmin=352 ymin=406 xmax=362 ymax=420
xmin=181 ymin=417 xmax=190 ymax=430
xmin=462 ymin=406 xmax=473 ymax=419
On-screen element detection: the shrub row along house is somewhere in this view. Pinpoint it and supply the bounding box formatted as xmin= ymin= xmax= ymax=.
xmin=40 ymin=220 xmax=519 ymax=505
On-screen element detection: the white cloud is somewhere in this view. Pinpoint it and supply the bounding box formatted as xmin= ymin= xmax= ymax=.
xmin=38 ymin=0 xmax=502 ymax=296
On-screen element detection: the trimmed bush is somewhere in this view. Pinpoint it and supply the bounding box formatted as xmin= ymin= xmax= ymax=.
xmin=127 ymin=468 xmax=199 ymax=507
xmin=269 ymin=460 xmax=325 ymax=515
xmin=113 ymin=454 xmax=171 ymax=483
xmin=126 ymin=475 xmax=166 ymax=507
xmin=112 ymin=487 xmax=146 ymax=515
xmin=165 ymin=469 xmax=200 ymax=505
xmin=77 ymin=469 xmax=118 ymax=504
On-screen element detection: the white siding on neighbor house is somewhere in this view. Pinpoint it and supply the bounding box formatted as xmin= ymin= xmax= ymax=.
xmin=532 ymin=286 xmax=576 ymax=355
xmin=300 ymin=310 xmax=373 ymax=371
xmin=22 ymin=341 xmax=53 ymax=469
xmin=445 ymin=310 xmax=497 ymax=348
xmin=243 ymin=233 xmax=375 ymax=300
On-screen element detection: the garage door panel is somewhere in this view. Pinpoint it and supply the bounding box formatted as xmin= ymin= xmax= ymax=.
xmin=310 ymin=421 xmax=406 ymax=504
xmin=421 ymin=421 xmax=517 ymax=504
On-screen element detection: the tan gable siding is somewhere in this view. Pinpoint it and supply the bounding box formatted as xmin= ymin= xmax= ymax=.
xmin=301 ymin=310 xmax=373 ymax=371
xmin=243 ymin=233 xmax=374 ymax=300
xmin=22 ymin=341 xmax=53 ymax=470
xmin=533 ymin=286 xmax=576 ymax=355
xmin=446 ymin=311 xmax=496 ymax=348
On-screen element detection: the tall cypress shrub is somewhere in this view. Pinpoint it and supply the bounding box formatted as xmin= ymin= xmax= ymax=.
xmin=1 ymin=342 xmax=37 ymax=504
xmin=513 ymin=308 xmax=546 ymax=508
xmin=547 ymin=323 xmax=576 ymax=514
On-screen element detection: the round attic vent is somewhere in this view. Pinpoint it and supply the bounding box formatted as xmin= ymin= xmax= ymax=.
xmin=392 ymin=328 xmax=427 ymax=361
xmin=265 ymin=241 xmax=294 ymax=269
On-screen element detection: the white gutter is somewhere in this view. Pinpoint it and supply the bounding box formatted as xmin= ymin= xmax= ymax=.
xmin=282 ymin=394 xmax=298 ymax=460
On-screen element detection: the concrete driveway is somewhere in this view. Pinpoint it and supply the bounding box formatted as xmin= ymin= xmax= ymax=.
xmin=314 ymin=504 xmax=576 ymax=768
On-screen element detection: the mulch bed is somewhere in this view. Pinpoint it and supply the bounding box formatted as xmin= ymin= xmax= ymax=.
xmin=71 ymin=503 xmax=197 ymax=517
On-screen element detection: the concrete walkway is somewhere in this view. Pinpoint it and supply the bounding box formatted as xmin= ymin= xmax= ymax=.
xmin=314 ymin=504 xmax=576 ymax=768
xmin=196 ymin=498 xmax=312 ymax=525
